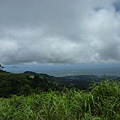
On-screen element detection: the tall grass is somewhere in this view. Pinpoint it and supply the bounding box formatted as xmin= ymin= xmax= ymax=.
xmin=0 ymin=80 xmax=120 ymax=120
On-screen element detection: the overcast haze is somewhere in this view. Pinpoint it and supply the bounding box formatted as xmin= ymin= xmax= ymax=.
xmin=0 ymin=0 xmax=120 ymax=66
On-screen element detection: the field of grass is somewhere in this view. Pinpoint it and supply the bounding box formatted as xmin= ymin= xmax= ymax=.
xmin=0 ymin=80 xmax=120 ymax=120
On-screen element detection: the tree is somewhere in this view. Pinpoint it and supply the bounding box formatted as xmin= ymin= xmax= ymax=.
xmin=20 ymin=84 xmax=32 ymax=96
xmin=0 ymin=64 xmax=4 ymax=70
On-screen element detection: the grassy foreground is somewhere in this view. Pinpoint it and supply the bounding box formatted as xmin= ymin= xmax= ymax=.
xmin=0 ymin=81 xmax=120 ymax=120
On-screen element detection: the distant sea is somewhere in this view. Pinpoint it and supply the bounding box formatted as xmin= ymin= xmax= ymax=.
xmin=5 ymin=64 xmax=120 ymax=77
xmin=44 ymin=67 xmax=120 ymax=77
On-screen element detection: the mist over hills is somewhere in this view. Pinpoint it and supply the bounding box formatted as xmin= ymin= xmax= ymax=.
xmin=44 ymin=67 xmax=120 ymax=77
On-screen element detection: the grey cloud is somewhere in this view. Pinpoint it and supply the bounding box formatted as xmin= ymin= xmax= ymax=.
xmin=113 ymin=0 xmax=120 ymax=12
xmin=0 ymin=0 xmax=120 ymax=65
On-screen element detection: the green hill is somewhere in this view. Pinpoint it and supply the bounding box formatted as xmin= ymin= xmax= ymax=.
xmin=0 ymin=71 xmax=62 ymax=97
xmin=0 ymin=70 xmax=120 ymax=119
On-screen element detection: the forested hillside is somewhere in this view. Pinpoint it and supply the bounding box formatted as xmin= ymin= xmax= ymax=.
xmin=0 ymin=70 xmax=120 ymax=98
xmin=0 ymin=71 xmax=64 ymax=97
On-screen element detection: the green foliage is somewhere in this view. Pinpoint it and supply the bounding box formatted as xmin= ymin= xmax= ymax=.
xmin=0 ymin=81 xmax=120 ymax=120
xmin=0 ymin=72 xmax=61 ymax=97
xmin=0 ymin=73 xmax=28 ymax=97
xmin=19 ymin=84 xmax=32 ymax=96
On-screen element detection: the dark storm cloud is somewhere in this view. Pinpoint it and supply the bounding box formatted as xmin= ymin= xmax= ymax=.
xmin=0 ymin=0 xmax=120 ymax=65
xmin=113 ymin=0 xmax=120 ymax=12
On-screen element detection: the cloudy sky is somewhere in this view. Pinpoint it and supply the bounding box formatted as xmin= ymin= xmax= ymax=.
xmin=0 ymin=0 xmax=120 ymax=68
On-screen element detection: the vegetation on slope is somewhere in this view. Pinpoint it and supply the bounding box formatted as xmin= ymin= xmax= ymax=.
xmin=0 ymin=71 xmax=64 ymax=97
xmin=0 ymin=81 xmax=120 ymax=120
xmin=0 ymin=70 xmax=97 ymax=98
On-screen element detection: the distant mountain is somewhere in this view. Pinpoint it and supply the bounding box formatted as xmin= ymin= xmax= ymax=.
xmin=23 ymin=71 xmax=120 ymax=91
xmin=23 ymin=71 xmax=38 ymax=75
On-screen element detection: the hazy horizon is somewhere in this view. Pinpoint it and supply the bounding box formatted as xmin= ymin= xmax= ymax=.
xmin=3 ymin=63 xmax=120 ymax=77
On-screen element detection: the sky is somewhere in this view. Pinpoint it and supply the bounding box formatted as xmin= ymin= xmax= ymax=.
xmin=0 ymin=0 xmax=120 ymax=71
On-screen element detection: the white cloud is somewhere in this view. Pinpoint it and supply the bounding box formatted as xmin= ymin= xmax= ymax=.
xmin=0 ymin=0 xmax=120 ymax=65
